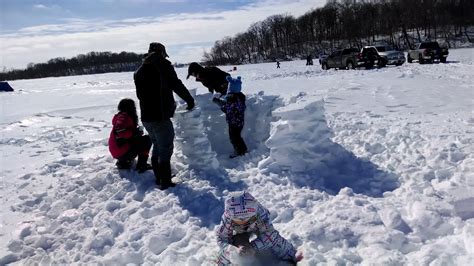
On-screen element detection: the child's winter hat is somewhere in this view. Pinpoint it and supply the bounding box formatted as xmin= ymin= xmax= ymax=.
xmin=224 ymin=191 xmax=258 ymax=220
xmin=226 ymin=76 xmax=242 ymax=94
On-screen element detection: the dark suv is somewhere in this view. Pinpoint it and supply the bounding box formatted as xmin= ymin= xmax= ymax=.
xmin=360 ymin=46 xmax=384 ymax=67
xmin=320 ymin=48 xmax=362 ymax=70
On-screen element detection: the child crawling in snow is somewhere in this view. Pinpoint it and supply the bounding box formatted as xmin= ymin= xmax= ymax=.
xmin=108 ymin=98 xmax=152 ymax=172
xmin=216 ymin=191 xmax=303 ymax=265
xmin=212 ymin=76 xmax=248 ymax=158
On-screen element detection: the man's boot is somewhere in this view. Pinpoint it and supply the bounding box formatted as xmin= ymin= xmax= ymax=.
xmin=159 ymin=161 xmax=176 ymax=190
xmin=136 ymin=154 xmax=152 ymax=173
xmin=151 ymin=157 xmax=160 ymax=186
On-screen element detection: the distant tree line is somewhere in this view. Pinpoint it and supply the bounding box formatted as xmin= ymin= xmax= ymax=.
xmin=203 ymin=0 xmax=473 ymax=65
xmin=2 ymin=0 xmax=472 ymax=80
xmin=0 ymin=51 xmax=144 ymax=81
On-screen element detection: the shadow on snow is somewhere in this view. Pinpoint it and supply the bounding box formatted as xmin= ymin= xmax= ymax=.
xmin=260 ymin=99 xmax=400 ymax=197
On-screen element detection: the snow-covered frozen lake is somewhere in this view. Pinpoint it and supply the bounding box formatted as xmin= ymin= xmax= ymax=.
xmin=1 ymin=48 xmax=473 ymax=265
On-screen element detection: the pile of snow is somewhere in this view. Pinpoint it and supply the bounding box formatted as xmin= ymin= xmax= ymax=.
xmin=0 ymin=49 xmax=473 ymax=264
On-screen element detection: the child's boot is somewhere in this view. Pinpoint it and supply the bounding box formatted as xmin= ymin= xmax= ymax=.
xmin=116 ymin=159 xmax=132 ymax=169
xmin=136 ymin=155 xmax=152 ymax=173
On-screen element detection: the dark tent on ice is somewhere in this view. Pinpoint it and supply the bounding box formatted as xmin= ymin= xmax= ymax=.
xmin=0 ymin=81 xmax=14 ymax=92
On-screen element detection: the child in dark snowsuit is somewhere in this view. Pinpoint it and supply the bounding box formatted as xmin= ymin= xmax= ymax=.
xmin=213 ymin=76 xmax=248 ymax=158
xmin=108 ymin=98 xmax=152 ymax=172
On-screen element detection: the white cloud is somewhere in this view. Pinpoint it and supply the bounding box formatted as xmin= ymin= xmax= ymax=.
xmin=1 ymin=0 xmax=326 ymax=69
xmin=32 ymin=4 xmax=62 ymax=10
xmin=33 ymin=4 xmax=49 ymax=9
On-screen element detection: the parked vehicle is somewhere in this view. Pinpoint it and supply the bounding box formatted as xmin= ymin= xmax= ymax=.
xmin=360 ymin=46 xmax=384 ymax=68
xmin=407 ymin=41 xmax=449 ymax=64
xmin=367 ymin=45 xmax=405 ymax=66
xmin=320 ymin=48 xmax=371 ymax=70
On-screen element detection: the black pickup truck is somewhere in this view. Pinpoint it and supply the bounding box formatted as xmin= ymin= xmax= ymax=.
xmin=407 ymin=41 xmax=449 ymax=63
xmin=320 ymin=48 xmax=378 ymax=70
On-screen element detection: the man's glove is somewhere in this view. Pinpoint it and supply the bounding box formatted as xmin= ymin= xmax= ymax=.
xmin=186 ymin=101 xmax=195 ymax=110
xmin=116 ymin=137 xmax=128 ymax=147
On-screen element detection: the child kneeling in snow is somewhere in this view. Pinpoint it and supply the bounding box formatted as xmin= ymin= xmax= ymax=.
xmin=216 ymin=191 xmax=303 ymax=265
xmin=212 ymin=76 xmax=248 ymax=158
xmin=108 ymin=98 xmax=152 ymax=172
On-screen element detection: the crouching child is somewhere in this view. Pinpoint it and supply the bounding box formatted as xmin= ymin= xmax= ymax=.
xmin=212 ymin=76 xmax=248 ymax=158
xmin=108 ymin=98 xmax=152 ymax=173
xmin=216 ymin=191 xmax=303 ymax=265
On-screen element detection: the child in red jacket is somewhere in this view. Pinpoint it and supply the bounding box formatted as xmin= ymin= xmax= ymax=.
xmin=108 ymin=98 xmax=152 ymax=172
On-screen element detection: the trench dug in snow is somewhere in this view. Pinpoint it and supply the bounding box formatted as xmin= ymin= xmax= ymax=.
xmin=174 ymin=91 xmax=399 ymax=199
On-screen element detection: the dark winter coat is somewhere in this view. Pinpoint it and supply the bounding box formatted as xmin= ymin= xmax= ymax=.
xmin=197 ymin=67 xmax=230 ymax=95
xmin=134 ymin=52 xmax=194 ymax=122
xmin=214 ymin=92 xmax=246 ymax=128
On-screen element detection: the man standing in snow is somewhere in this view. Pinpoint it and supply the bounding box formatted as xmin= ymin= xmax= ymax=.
xmin=186 ymin=62 xmax=230 ymax=95
xmin=134 ymin=42 xmax=195 ymax=189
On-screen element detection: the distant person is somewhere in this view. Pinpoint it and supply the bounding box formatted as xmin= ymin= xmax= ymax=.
xmin=134 ymin=42 xmax=195 ymax=189
xmin=306 ymin=55 xmax=313 ymax=66
xmin=108 ymin=98 xmax=152 ymax=173
xmin=215 ymin=191 xmax=303 ymax=265
xmin=187 ymin=62 xmax=230 ymax=95
xmin=276 ymin=60 xmax=280 ymax=68
xmin=318 ymin=52 xmax=326 ymax=65
xmin=212 ymin=76 xmax=248 ymax=158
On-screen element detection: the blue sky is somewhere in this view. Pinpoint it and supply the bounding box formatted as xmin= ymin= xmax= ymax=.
xmin=0 ymin=0 xmax=326 ymax=69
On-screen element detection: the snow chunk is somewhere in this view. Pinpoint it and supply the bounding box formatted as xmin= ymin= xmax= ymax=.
xmin=58 ymin=209 xmax=81 ymax=222
xmin=46 ymin=200 xmax=73 ymax=219
xmin=148 ymin=227 xmax=186 ymax=255
xmin=378 ymin=209 xmax=412 ymax=234
xmin=453 ymin=197 xmax=474 ymax=220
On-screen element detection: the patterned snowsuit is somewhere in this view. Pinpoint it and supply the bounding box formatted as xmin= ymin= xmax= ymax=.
xmin=213 ymin=92 xmax=248 ymax=155
xmin=215 ymin=203 xmax=297 ymax=265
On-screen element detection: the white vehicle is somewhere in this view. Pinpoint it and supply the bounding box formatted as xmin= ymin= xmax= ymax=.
xmin=407 ymin=41 xmax=448 ymax=64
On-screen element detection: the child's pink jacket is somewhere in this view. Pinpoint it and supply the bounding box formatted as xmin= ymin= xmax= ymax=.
xmin=108 ymin=112 xmax=135 ymax=158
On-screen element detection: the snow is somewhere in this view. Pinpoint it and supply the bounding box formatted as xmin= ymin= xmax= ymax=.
xmin=1 ymin=48 xmax=473 ymax=265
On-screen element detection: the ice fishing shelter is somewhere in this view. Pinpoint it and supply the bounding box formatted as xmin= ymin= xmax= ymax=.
xmin=0 ymin=81 xmax=14 ymax=92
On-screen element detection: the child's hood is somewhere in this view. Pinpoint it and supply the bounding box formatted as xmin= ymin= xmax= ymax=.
xmin=224 ymin=191 xmax=258 ymax=220
xmin=112 ymin=112 xmax=132 ymax=125
xmin=226 ymin=76 xmax=242 ymax=94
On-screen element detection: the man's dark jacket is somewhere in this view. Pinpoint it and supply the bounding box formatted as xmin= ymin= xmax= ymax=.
xmin=134 ymin=53 xmax=194 ymax=122
xmin=198 ymin=67 xmax=230 ymax=95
